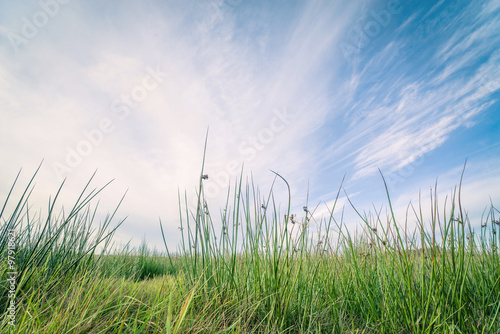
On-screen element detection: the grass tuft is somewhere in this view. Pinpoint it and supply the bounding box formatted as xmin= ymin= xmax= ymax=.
xmin=1 ymin=159 xmax=499 ymax=333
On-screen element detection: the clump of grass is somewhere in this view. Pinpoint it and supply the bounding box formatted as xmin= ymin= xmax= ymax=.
xmin=0 ymin=157 xmax=499 ymax=333
xmin=162 ymin=155 xmax=500 ymax=333
xmin=0 ymin=166 xmax=193 ymax=333
xmin=0 ymin=165 xmax=125 ymax=315
xmin=97 ymin=240 xmax=179 ymax=281
xmin=134 ymin=240 xmax=178 ymax=281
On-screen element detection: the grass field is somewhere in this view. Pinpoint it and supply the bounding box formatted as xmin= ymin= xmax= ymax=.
xmin=1 ymin=162 xmax=499 ymax=333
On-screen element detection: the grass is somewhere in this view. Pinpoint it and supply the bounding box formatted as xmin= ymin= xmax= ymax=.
xmin=0 ymin=158 xmax=499 ymax=333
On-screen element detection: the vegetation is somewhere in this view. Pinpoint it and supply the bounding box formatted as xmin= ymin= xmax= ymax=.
xmin=0 ymin=160 xmax=499 ymax=333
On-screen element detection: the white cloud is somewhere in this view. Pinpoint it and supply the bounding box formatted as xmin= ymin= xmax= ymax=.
xmin=0 ymin=0 xmax=368 ymax=249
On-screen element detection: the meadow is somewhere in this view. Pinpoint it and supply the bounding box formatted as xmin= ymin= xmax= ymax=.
xmin=1 ymin=161 xmax=499 ymax=333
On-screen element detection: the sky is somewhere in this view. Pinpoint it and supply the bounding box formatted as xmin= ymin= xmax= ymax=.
xmin=1 ymin=0 xmax=499 ymax=251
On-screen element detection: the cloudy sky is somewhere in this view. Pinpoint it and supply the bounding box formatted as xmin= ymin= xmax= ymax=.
xmin=1 ymin=0 xmax=499 ymax=251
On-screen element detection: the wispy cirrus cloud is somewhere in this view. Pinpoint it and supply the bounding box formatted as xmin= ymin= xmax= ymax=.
xmin=319 ymin=0 xmax=500 ymax=183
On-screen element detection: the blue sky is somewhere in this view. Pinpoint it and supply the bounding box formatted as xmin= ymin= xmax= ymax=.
xmin=1 ymin=0 xmax=499 ymax=250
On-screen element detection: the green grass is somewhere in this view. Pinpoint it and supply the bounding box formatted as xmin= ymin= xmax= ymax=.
xmin=0 ymin=159 xmax=499 ymax=333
